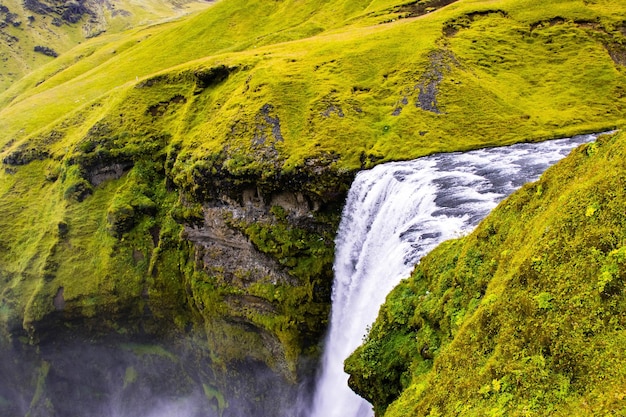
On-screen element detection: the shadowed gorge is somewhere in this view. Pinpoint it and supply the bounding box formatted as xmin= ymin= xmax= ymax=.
xmin=0 ymin=0 xmax=625 ymax=415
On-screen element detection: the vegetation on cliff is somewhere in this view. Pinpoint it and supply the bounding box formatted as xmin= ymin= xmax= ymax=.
xmin=0 ymin=0 xmax=625 ymax=414
xmin=346 ymin=130 xmax=626 ymax=415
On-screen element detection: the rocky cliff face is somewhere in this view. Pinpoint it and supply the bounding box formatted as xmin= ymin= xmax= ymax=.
xmin=0 ymin=146 xmax=350 ymax=417
xmin=0 ymin=50 xmax=360 ymax=414
xmin=177 ymin=173 xmax=348 ymax=384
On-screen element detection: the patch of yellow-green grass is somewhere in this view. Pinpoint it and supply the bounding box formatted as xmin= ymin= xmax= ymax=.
xmin=53 ymin=179 xmax=126 ymax=299
xmin=0 ymin=0 xmax=214 ymax=93
xmin=1 ymin=0 xmax=626 ymax=371
xmin=0 ymin=0 xmax=445 ymax=147
xmin=0 ymin=162 xmax=65 ymax=329
xmin=12 ymin=32 xmax=155 ymax=104
xmin=501 ymin=0 xmax=618 ymax=23
xmin=446 ymin=15 xmax=622 ymax=127
xmin=0 ymin=163 xmax=62 ymax=272
xmin=203 ymin=383 xmax=228 ymax=415
xmin=109 ymin=0 xmax=212 ymax=29
xmin=121 ymin=343 xmax=178 ymax=361
xmin=0 ymin=155 xmax=170 ymax=333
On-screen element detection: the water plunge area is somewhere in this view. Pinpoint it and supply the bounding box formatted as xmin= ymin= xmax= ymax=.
xmin=309 ymin=133 xmax=599 ymax=417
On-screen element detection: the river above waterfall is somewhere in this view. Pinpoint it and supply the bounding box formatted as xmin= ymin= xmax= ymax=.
xmin=309 ymin=133 xmax=601 ymax=417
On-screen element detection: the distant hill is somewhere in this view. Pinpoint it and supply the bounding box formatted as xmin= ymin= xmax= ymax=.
xmin=0 ymin=0 xmax=211 ymax=91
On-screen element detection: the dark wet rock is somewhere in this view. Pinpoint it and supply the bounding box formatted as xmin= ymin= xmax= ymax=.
xmin=24 ymin=0 xmax=93 ymax=24
xmin=2 ymin=147 xmax=49 ymax=165
xmin=53 ymin=287 xmax=65 ymax=311
xmin=414 ymin=50 xmax=458 ymax=114
xmin=194 ymin=64 xmax=238 ymax=91
xmin=86 ymin=161 xmax=133 ymax=186
xmin=417 ymin=80 xmax=440 ymax=113
xmin=63 ymin=178 xmax=93 ymax=201
xmin=0 ymin=6 xmax=22 ymax=28
xmin=253 ymin=103 xmax=284 ymax=146
xmin=23 ymin=0 xmax=52 ymax=15
xmin=184 ymin=204 xmax=298 ymax=288
xmin=147 ymin=94 xmax=187 ymax=117
xmin=34 ymin=45 xmax=58 ymax=57
xmin=57 ymin=222 xmax=69 ymax=239
xmin=394 ymin=0 xmax=459 ymax=18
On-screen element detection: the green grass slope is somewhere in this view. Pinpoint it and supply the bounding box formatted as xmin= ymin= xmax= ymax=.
xmin=0 ymin=0 xmax=210 ymax=92
xmin=0 ymin=0 xmax=624 ymax=363
xmin=346 ymin=130 xmax=626 ymax=416
xmin=1 ymin=0 xmax=625 ymax=169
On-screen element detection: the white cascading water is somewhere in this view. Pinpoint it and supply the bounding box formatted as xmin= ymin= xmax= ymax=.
xmin=309 ymin=133 xmax=600 ymax=417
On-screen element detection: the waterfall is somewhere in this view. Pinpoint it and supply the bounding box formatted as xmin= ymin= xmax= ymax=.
xmin=309 ymin=134 xmax=600 ymax=417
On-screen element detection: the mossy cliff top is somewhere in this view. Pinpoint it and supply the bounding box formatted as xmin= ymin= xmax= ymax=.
xmin=0 ymin=0 xmax=625 ymax=415
xmin=346 ymin=130 xmax=626 ymax=415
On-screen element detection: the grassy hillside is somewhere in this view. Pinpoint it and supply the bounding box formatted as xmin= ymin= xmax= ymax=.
xmin=0 ymin=0 xmax=210 ymax=91
xmin=346 ymin=129 xmax=626 ymax=416
xmin=0 ymin=0 xmax=625 ymax=414
xmin=1 ymin=0 xmax=625 ymax=167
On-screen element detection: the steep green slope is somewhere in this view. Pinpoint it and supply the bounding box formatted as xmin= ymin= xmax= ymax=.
xmin=1 ymin=0 xmax=624 ymax=176
xmin=0 ymin=0 xmax=625 ymax=414
xmin=346 ymin=130 xmax=626 ymax=415
xmin=0 ymin=0 xmax=211 ymax=92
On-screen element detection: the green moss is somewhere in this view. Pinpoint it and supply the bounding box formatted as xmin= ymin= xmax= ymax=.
xmin=203 ymin=383 xmax=228 ymax=415
xmin=123 ymin=366 xmax=138 ymax=388
xmin=105 ymin=167 xmax=158 ymax=237
xmin=178 ymin=205 xmax=337 ymax=377
xmin=241 ymin=219 xmax=334 ymax=281
xmin=27 ymin=361 xmax=52 ymax=415
xmin=121 ymin=343 xmax=178 ymax=361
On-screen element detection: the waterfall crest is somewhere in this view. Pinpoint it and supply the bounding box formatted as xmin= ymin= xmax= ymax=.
xmin=309 ymin=134 xmax=599 ymax=417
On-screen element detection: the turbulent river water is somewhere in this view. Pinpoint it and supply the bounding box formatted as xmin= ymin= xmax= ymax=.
xmin=308 ymin=133 xmax=600 ymax=417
